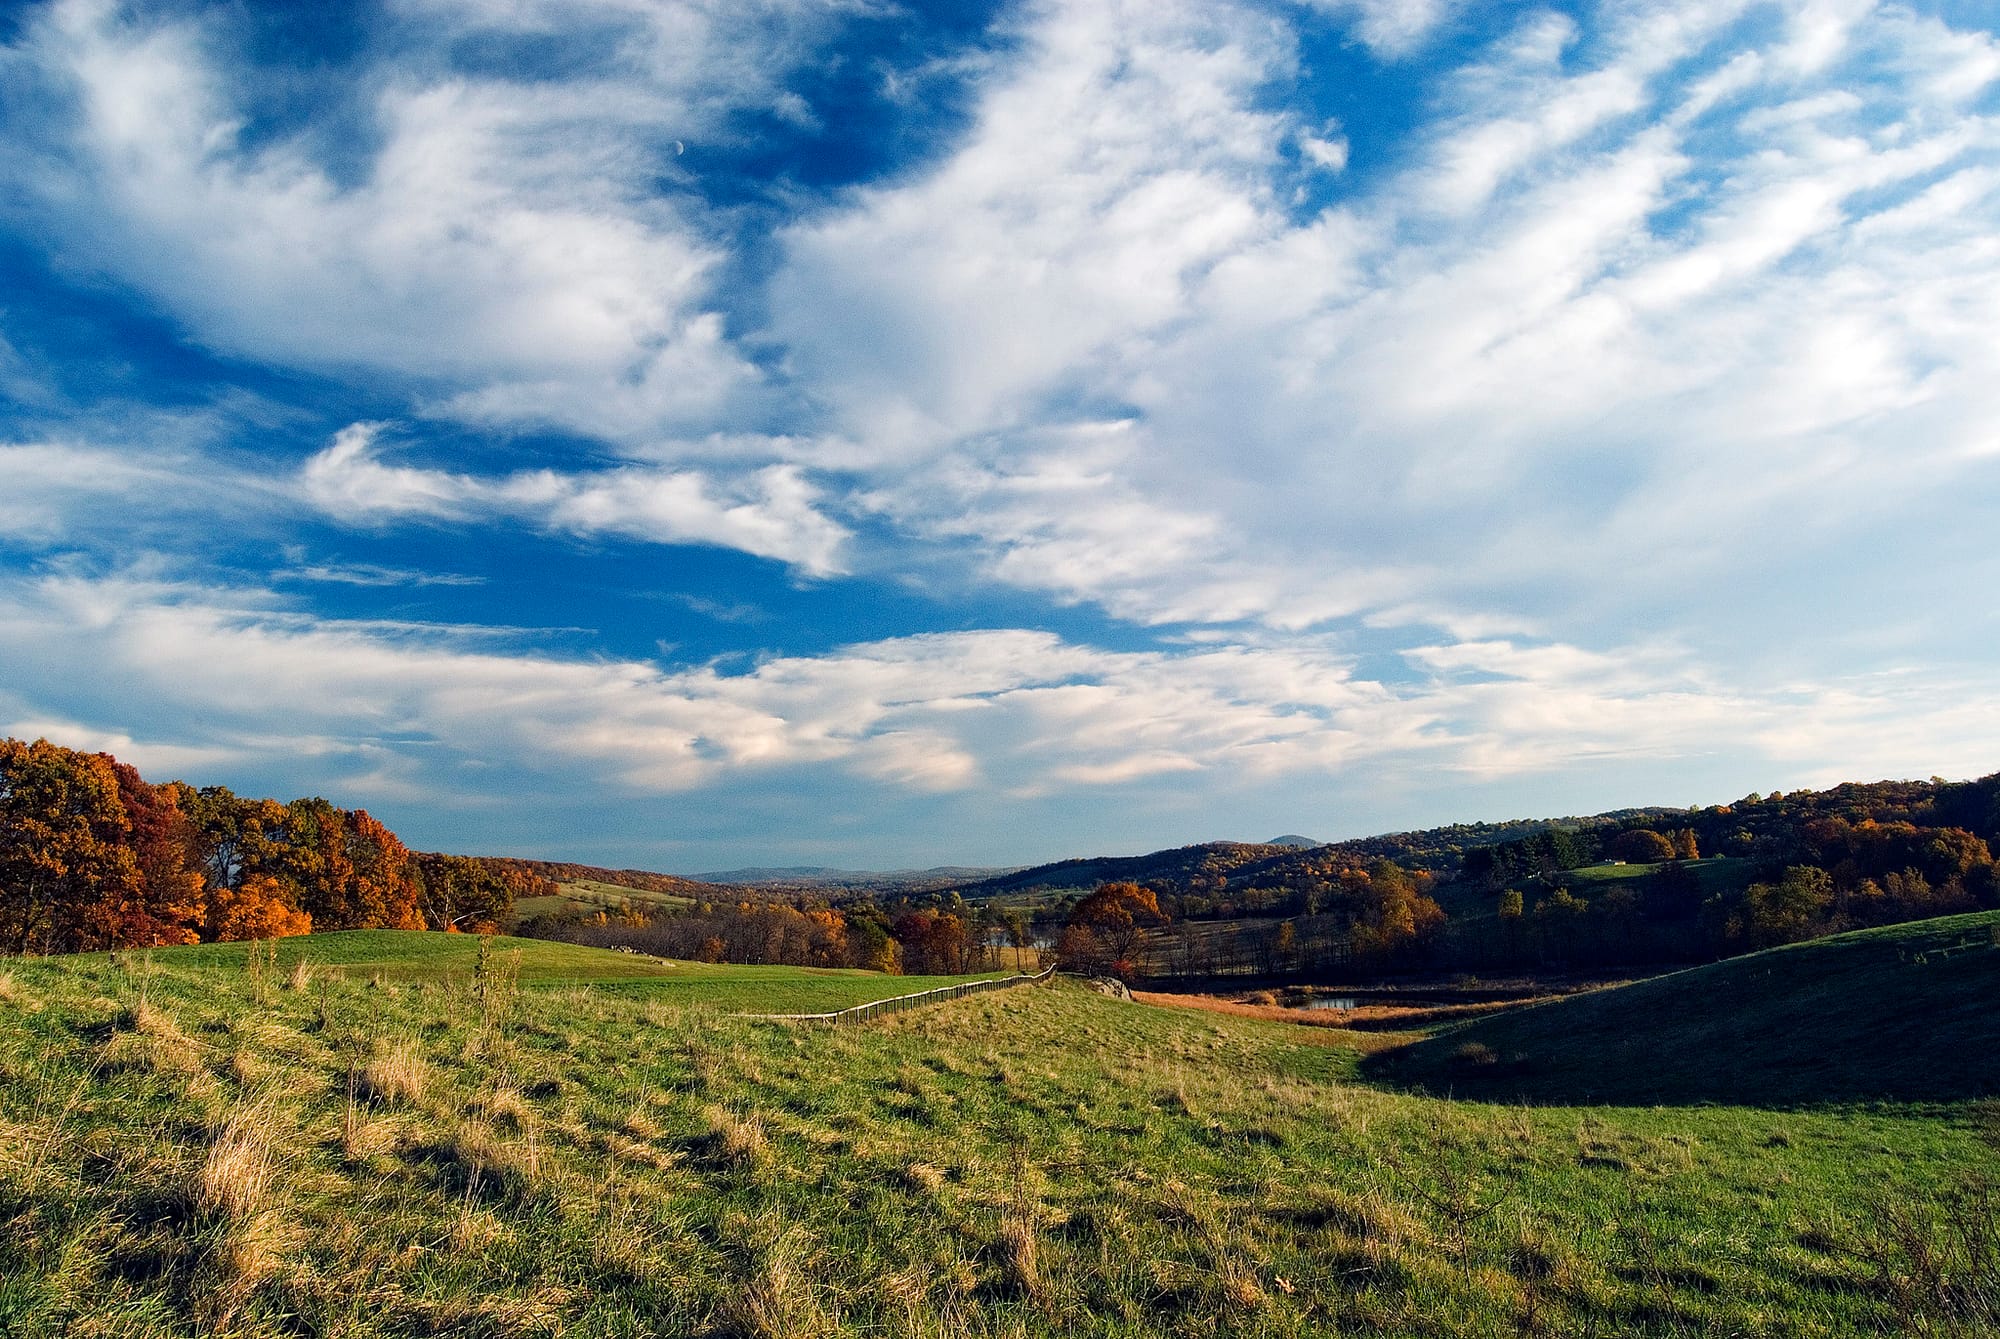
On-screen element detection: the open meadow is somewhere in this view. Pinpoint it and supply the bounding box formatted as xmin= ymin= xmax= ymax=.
xmin=1 ymin=924 xmax=1995 ymax=1337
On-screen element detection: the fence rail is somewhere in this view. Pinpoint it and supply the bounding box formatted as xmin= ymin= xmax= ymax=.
xmin=743 ymin=965 xmax=1057 ymax=1025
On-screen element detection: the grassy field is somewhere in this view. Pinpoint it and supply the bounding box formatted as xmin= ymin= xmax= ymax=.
xmin=36 ymin=931 xmax=1016 ymax=1015
xmin=1373 ymin=909 xmax=2000 ymax=1107
xmin=513 ymin=879 xmax=699 ymax=925
xmin=0 ymin=925 xmax=1995 ymax=1336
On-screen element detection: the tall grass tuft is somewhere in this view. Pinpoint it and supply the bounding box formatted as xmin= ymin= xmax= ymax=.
xmin=195 ymin=1107 xmax=274 ymax=1222
xmin=358 ymin=1040 xmax=429 ymax=1107
xmin=702 ymin=1103 xmax=769 ymax=1171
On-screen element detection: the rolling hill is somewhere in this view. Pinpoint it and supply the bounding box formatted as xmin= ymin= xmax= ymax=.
xmin=1369 ymin=910 xmax=2000 ymax=1106
xmin=0 ymin=928 xmax=1992 ymax=1335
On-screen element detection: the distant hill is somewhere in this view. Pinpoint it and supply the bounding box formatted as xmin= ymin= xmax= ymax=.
xmin=944 ymin=814 xmax=1703 ymax=901
xmin=470 ymin=856 xmax=726 ymax=900
xmin=1367 ymin=910 xmax=2000 ymax=1106
xmin=693 ymin=865 xmax=1021 ymax=892
xmin=950 ymin=841 xmax=1309 ymax=898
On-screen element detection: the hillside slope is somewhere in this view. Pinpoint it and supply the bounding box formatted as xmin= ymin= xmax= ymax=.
xmin=1368 ymin=911 xmax=2000 ymax=1106
xmin=0 ymin=934 xmax=1992 ymax=1335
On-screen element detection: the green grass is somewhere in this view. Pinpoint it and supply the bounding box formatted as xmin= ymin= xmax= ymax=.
xmin=513 ymin=879 xmax=697 ymax=925
xmin=48 ymin=931 xmax=1011 ymax=1014
xmin=0 ymin=927 xmax=1994 ymax=1337
xmin=1560 ymin=856 xmax=1749 ymax=893
xmin=1373 ymin=910 xmax=2000 ymax=1107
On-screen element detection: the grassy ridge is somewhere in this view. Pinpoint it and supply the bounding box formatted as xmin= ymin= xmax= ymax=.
xmin=513 ymin=878 xmax=698 ymax=925
xmin=0 ymin=931 xmax=1995 ymax=1336
xmin=1372 ymin=910 xmax=2000 ymax=1107
xmin=53 ymin=931 xmax=1012 ymax=1015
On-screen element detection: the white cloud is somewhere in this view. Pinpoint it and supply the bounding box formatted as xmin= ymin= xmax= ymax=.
xmin=299 ymin=424 xmax=850 ymax=576
xmin=771 ymin=0 xmax=1291 ymax=454
xmin=13 ymin=0 xmax=760 ymax=442
xmin=774 ymin=0 xmax=2000 ymax=662
xmin=0 ymin=429 xmax=275 ymax=545
xmin=8 ymin=569 xmax=1998 ymax=822
xmin=0 ymin=441 xmax=176 ymax=541
xmin=1301 ymin=0 xmax=1462 ymax=58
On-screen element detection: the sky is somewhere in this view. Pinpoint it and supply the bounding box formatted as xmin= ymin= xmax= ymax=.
xmin=2 ymin=0 xmax=1999 ymax=873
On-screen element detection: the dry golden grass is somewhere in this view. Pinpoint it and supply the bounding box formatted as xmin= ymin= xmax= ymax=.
xmin=195 ymin=1108 xmax=274 ymax=1221
xmin=1129 ymin=989 xmax=1516 ymax=1047
xmin=471 ymin=1084 xmax=532 ymax=1130
xmin=0 ymin=970 xmax=20 ymax=1004
xmin=284 ymin=959 xmax=313 ymax=992
xmin=357 ymin=1041 xmax=428 ymax=1107
xmin=996 ymin=1212 xmax=1045 ymax=1303
xmin=618 ymin=1106 xmax=664 ymax=1141
xmin=102 ymin=1002 xmax=204 ymax=1076
xmin=723 ymin=1224 xmax=840 ymax=1339
xmin=195 ymin=1209 xmax=287 ymax=1333
xmin=902 ymin=1161 xmax=947 ymax=1195
xmin=703 ymin=1103 xmax=769 ymax=1168
xmin=227 ymin=1049 xmax=264 ymax=1087
xmin=341 ymin=1115 xmax=401 ymax=1164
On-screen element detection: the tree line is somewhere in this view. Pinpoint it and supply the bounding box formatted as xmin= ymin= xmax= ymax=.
xmin=1052 ymin=863 xmax=1447 ymax=980
xmin=546 ymin=897 xmax=1017 ymax=976
xmin=0 ymin=738 xmax=548 ymax=955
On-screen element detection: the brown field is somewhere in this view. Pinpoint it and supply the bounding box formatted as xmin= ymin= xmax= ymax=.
xmin=1129 ymin=988 xmax=1553 ymax=1043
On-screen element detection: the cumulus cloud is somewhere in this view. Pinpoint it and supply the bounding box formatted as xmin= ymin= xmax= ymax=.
xmin=6 ymin=0 xmax=2000 ymax=855
xmin=7 ymin=569 xmax=1997 ymax=826
xmin=8 ymin=0 xmax=759 ymax=441
xmin=762 ymin=0 xmax=2000 ymax=660
xmin=299 ymin=424 xmax=851 ymax=576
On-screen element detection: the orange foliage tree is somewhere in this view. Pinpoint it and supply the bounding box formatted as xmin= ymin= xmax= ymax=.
xmin=0 ymin=739 xmax=146 ymax=954
xmin=206 ymin=874 xmax=313 ymax=941
xmin=0 ymin=737 xmax=430 ymax=953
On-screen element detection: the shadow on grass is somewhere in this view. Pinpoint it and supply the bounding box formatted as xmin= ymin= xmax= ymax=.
xmin=1361 ymin=911 xmax=2000 ymax=1108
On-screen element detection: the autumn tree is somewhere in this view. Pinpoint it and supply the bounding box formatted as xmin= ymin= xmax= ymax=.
xmin=1608 ymin=829 xmax=1675 ymax=864
xmin=0 ymin=739 xmax=144 ymax=954
xmin=206 ymin=874 xmax=312 ymax=941
xmin=106 ymin=764 xmax=205 ymax=947
xmin=1056 ymin=882 xmax=1166 ymax=977
xmin=1342 ymin=860 xmax=1445 ymax=963
xmin=895 ymin=909 xmax=977 ymax=975
xmin=339 ymin=809 xmax=424 ymax=930
xmin=413 ymin=852 xmax=517 ymax=932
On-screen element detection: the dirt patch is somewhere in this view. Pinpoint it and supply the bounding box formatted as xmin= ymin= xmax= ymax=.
xmin=1129 ymin=990 xmax=1549 ymax=1043
xmin=1128 ymin=992 xmax=1424 ymax=1051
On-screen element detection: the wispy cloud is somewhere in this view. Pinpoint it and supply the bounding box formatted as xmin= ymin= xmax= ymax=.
xmin=12 ymin=0 xmax=757 ymax=441
xmin=7 ymin=569 xmax=1996 ymax=821
xmin=767 ymin=0 xmax=2000 ymax=655
xmin=299 ymin=424 xmax=850 ymax=577
xmin=274 ymin=558 xmax=485 ymax=589
xmin=4 ymin=0 xmax=2000 ymax=860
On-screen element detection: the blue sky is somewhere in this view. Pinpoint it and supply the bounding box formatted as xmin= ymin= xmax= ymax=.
xmin=3 ymin=0 xmax=1999 ymax=872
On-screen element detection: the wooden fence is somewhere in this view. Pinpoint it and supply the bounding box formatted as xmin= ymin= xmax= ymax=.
xmin=744 ymin=965 xmax=1057 ymax=1026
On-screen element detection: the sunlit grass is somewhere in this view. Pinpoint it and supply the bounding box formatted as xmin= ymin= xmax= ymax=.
xmin=0 ymin=928 xmax=1993 ymax=1336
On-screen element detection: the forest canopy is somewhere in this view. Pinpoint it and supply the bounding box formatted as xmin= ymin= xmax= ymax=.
xmin=0 ymin=737 xmax=542 ymax=954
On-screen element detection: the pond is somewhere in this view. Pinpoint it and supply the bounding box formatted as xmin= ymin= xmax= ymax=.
xmin=1303 ymin=996 xmax=1357 ymax=1011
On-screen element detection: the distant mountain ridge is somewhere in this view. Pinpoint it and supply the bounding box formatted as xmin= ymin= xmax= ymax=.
xmin=940 ymin=811 xmax=1694 ymax=899
xmin=692 ymin=865 xmax=1023 ymax=891
xmin=471 ymin=857 xmax=727 ymax=899
xmin=945 ymin=842 xmax=1308 ymax=898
